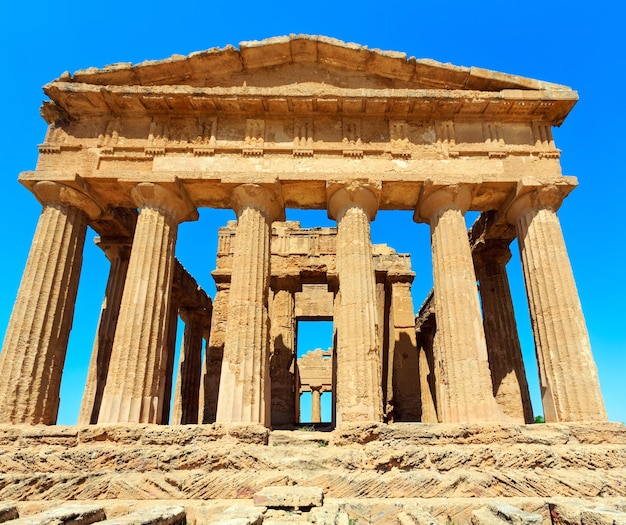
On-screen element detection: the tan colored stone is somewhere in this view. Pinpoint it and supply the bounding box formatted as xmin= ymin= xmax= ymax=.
xmin=506 ymin=185 xmax=607 ymax=422
xmin=216 ymin=184 xmax=282 ymax=425
xmin=416 ymin=185 xmax=501 ymax=423
xmin=253 ymin=486 xmax=323 ymax=508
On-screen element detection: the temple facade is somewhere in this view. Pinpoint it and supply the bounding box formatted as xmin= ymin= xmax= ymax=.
xmin=0 ymin=35 xmax=607 ymax=427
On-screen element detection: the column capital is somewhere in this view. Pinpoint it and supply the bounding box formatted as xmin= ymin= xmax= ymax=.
xmin=472 ymin=240 xmax=512 ymax=267
xmin=179 ymin=307 xmax=211 ymax=329
xmin=131 ymin=182 xmax=198 ymax=223
xmin=271 ymin=273 xmax=302 ymax=293
xmin=326 ymin=180 xmax=381 ymax=221
xmin=231 ymin=184 xmax=284 ymax=222
xmin=414 ymin=183 xmax=472 ymax=223
xmin=33 ymin=181 xmax=102 ymax=220
xmin=504 ymin=179 xmax=576 ymax=225
xmin=95 ymin=236 xmax=132 ymax=262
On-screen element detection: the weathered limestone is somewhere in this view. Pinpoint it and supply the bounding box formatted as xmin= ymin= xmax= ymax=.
xmin=387 ymin=276 xmax=422 ymax=421
xmin=473 ymin=241 xmax=534 ymax=423
xmin=216 ymin=184 xmax=283 ymax=425
xmin=253 ymin=486 xmax=324 ymax=508
xmin=78 ymin=238 xmax=132 ymax=425
xmin=416 ymin=184 xmax=501 ymax=423
xmin=506 ymin=185 xmax=607 ymax=422
xmin=172 ymin=308 xmax=208 ymax=425
xmin=199 ymin=284 xmax=229 ymax=424
xmin=328 ymin=181 xmax=383 ymax=424
xmin=98 ymin=182 xmax=197 ymax=424
xmin=269 ymin=276 xmax=299 ymax=428
xmin=0 ymin=181 xmax=100 ymax=424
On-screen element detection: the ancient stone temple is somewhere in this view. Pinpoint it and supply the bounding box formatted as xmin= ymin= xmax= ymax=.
xmin=0 ymin=36 xmax=624 ymax=524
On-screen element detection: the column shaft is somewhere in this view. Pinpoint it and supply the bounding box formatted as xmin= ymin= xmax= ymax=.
xmin=200 ymin=286 xmax=229 ymax=423
xmin=78 ymin=244 xmax=130 ymax=424
xmin=417 ymin=327 xmax=438 ymax=423
xmin=311 ymin=388 xmax=322 ymax=423
xmin=474 ymin=245 xmax=533 ymax=423
xmin=98 ymin=183 xmax=193 ymax=423
xmin=0 ymin=201 xmax=88 ymax=424
xmin=419 ymin=186 xmax=501 ymax=422
xmin=159 ymin=298 xmax=179 ymax=424
xmin=216 ymin=185 xmax=281 ymax=425
xmin=330 ymin=185 xmax=383 ymax=424
xmin=515 ymin=206 xmax=606 ymax=421
xmin=172 ymin=310 xmax=205 ymax=424
xmin=388 ymin=280 xmax=421 ymax=421
xmin=270 ymin=285 xmax=297 ymax=427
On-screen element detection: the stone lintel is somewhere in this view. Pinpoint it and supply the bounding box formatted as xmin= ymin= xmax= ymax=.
xmin=270 ymin=273 xmax=302 ymax=292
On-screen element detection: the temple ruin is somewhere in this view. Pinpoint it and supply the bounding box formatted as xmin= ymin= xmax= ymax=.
xmin=0 ymin=36 xmax=623 ymax=524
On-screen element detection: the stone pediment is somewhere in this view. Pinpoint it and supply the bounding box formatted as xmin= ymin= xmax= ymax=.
xmin=42 ymin=35 xmax=577 ymax=125
xmin=58 ymin=35 xmax=569 ymax=92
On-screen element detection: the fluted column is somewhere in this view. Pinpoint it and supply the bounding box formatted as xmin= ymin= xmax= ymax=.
xmin=270 ymin=275 xmax=299 ymax=428
xmin=98 ymin=182 xmax=197 ymax=424
xmin=0 ymin=181 xmax=101 ymax=424
xmin=160 ymin=297 xmax=179 ymax=424
xmin=78 ymin=239 xmax=131 ymax=425
xmin=328 ymin=181 xmax=383 ymax=424
xmin=199 ymin=283 xmax=229 ymax=423
xmin=311 ymin=387 xmax=322 ymax=423
xmin=474 ymin=241 xmax=534 ymax=423
xmin=416 ymin=184 xmax=501 ymax=422
xmin=172 ymin=308 xmax=208 ymax=424
xmin=506 ymin=186 xmax=607 ymax=422
xmin=417 ymin=324 xmax=438 ymax=423
xmin=216 ymin=184 xmax=283 ymax=426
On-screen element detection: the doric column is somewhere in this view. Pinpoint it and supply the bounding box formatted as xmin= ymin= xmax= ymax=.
xmin=78 ymin=238 xmax=131 ymax=425
xmin=199 ymin=283 xmax=229 ymax=423
xmin=327 ymin=181 xmax=383 ymax=424
xmin=473 ymin=241 xmax=534 ymax=423
xmin=216 ymin=184 xmax=283 ymax=425
xmin=506 ymin=185 xmax=607 ymax=422
xmin=417 ymin=325 xmax=438 ymax=423
xmin=388 ymin=276 xmax=421 ymax=421
xmin=159 ymin=296 xmax=179 ymax=424
xmin=416 ymin=184 xmax=501 ymax=423
xmin=269 ymin=275 xmax=299 ymax=428
xmin=172 ymin=308 xmax=208 ymax=425
xmin=311 ymin=387 xmax=322 ymax=423
xmin=98 ymin=182 xmax=197 ymax=424
xmin=0 ymin=181 xmax=101 ymax=424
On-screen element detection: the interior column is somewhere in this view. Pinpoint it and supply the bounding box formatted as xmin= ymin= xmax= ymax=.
xmin=78 ymin=238 xmax=131 ymax=425
xmin=473 ymin=240 xmax=534 ymax=423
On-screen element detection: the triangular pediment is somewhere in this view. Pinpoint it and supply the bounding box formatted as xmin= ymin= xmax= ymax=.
xmin=55 ymin=35 xmax=571 ymax=93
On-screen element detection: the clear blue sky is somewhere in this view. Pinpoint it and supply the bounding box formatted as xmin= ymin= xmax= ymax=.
xmin=1 ymin=0 xmax=624 ymax=425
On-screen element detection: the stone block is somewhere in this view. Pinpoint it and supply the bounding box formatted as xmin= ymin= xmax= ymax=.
xmin=98 ymin=506 xmax=185 ymax=525
xmin=11 ymin=504 xmax=104 ymax=525
xmin=253 ymin=486 xmax=323 ymax=508
xmin=207 ymin=504 xmax=265 ymax=525
xmin=397 ymin=509 xmax=439 ymax=525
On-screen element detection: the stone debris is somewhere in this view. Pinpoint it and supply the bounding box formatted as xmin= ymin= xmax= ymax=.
xmin=397 ymin=508 xmax=439 ymax=524
xmin=253 ymin=487 xmax=323 ymax=509
xmin=96 ymin=506 xmax=185 ymax=525
xmin=207 ymin=504 xmax=266 ymax=525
